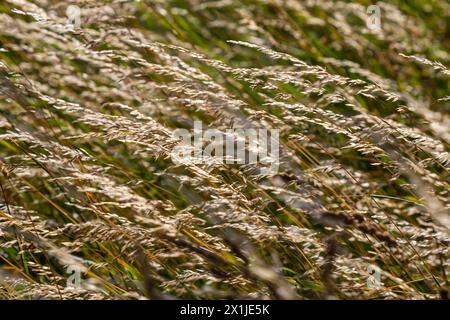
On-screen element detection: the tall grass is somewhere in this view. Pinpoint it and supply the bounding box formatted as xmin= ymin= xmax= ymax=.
xmin=0 ymin=0 xmax=448 ymax=299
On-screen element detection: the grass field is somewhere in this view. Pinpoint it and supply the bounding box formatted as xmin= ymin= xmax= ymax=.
xmin=0 ymin=0 xmax=449 ymax=299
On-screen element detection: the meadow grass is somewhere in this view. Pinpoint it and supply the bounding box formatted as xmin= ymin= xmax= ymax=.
xmin=0 ymin=0 xmax=448 ymax=299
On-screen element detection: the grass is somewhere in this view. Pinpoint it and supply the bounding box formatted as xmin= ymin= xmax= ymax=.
xmin=0 ymin=0 xmax=448 ymax=299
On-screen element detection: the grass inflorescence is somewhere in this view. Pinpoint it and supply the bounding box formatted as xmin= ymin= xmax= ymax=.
xmin=0 ymin=0 xmax=448 ymax=300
